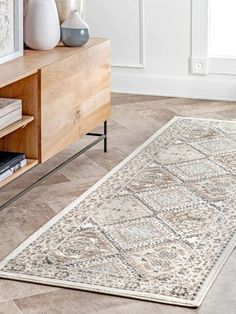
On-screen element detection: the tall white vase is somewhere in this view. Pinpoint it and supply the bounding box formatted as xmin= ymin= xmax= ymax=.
xmin=55 ymin=0 xmax=84 ymax=24
xmin=24 ymin=0 xmax=61 ymax=50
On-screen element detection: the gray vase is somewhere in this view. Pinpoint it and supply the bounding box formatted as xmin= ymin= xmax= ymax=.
xmin=61 ymin=10 xmax=89 ymax=47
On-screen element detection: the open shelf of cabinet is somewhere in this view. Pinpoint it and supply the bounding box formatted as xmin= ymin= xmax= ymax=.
xmin=0 ymin=159 xmax=38 ymax=188
xmin=0 ymin=38 xmax=110 ymax=192
xmin=0 ymin=115 xmax=34 ymax=139
xmin=0 ymin=73 xmax=40 ymax=188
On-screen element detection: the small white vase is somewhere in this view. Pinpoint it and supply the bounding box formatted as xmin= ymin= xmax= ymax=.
xmin=24 ymin=0 xmax=61 ymax=50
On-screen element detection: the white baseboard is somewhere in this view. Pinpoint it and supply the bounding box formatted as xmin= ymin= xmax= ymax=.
xmin=112 ymin=73 xmax=236 ymax=101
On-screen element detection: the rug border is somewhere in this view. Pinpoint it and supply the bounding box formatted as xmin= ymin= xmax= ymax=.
xmin=0 ymin=116 xmax=235 ymax=308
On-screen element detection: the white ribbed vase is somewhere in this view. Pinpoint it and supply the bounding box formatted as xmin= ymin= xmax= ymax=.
xmin=24 ymin=0 xmax=61 ymax=50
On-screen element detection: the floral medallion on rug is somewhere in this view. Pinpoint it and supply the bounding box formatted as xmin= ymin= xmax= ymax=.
xmin=0 ymin=117 xmax=236 ymax=308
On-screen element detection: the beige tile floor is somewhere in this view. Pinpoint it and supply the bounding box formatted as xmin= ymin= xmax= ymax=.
xmin=0 ymin=94 xmax=236 ymax=314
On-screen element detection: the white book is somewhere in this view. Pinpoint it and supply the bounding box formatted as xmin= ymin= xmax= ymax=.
xmin=0 ymin=108 xmax=22 ymax=130
xmin=0 ymin=159 xmax=27 ymax=182
xmin=0 ymin=98 xmax=22 ymax=118
xmin=0 ymin=169 xmax=13 ymax=181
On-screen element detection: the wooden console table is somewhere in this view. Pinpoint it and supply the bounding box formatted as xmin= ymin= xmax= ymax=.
xmin=0 ymin=38 xmax=111 ymax=209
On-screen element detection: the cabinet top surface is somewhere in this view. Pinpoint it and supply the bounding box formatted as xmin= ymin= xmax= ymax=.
xmin=0 ymin=38 xmax=109 ymax=88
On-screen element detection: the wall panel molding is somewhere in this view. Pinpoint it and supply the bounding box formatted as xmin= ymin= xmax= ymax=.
xmin=190 ymin=0 xmax=209 ymax=75
xmin=112 ymin=0 xmax=145 ymax=69
xmin=84 ymin=0 xmax=145 ymax=69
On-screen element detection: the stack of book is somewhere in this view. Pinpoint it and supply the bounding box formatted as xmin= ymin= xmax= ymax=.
xmin=0 ymin=152 xmax=26 ymax=182
xmin=0 ymin=98 xmax=22 ymax=130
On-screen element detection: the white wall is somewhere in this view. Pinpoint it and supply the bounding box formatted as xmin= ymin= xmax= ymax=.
xmin=85 ymin=0 xmax=236 ymax=101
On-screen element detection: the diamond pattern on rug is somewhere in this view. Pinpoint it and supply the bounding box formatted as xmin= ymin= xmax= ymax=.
xmin=90 ymin=194 xmax=153 ymax=225
xmin=103 ymin=217 xmax=176 ymax=250
xmin=190 ymin=137 xmax=236 ymax=156
xmin=51 ymin=228 xmax=116 ymax=263
xmin=156 ymin=204 xmax=219 ymax=243
xmin=136 ymin=185 xmax=203 ymax=212
xmin=0 ymin=117 xmax=236 ymax=308
xmin=78 ymin=255 xmax=135 ymax=279
xmin=154 ymin=143 xmax=204 ymax=165
xmin=123 ymin=240 xmax=191 ymax=281
xmin=34 ymin=254 xmax=136 ymax=286
xmin=177 ymin=124 xmax=221 ymax=141
xmin=187 ymin=175 xmax=236 ymax=202
xmin=216 ymin=121 xmax=236 ymax=134
xmin=126 ymin=162 xmax=176 ymax=193
xmin=166 ymin=159 xmax=227 ymax=182
xmin=211 ymin=153 xmax=236 ymax=175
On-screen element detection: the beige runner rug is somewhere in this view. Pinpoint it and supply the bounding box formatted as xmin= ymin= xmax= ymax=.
xmin=0 ymin=117 xmax=235 ymax=308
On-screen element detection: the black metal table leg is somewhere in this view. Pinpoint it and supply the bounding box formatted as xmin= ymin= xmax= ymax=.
xmin=87 ymin=121 xmax=107 ymax=153
xmin=104 ymin=121 xmax=107 ymax=153
xmin=0 ymin=121 xmax=108 ymax=212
